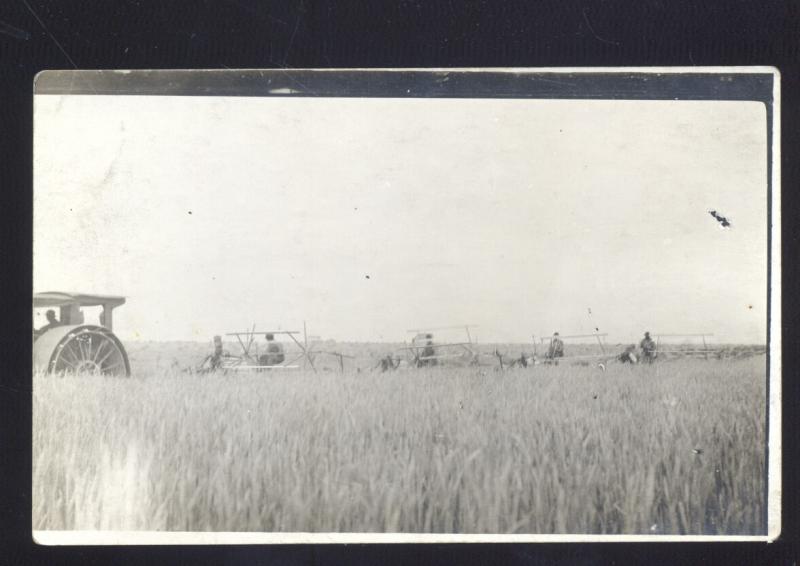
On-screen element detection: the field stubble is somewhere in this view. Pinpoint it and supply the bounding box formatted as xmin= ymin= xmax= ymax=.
xmin=33 ymin=357 xmax=766 ymax=534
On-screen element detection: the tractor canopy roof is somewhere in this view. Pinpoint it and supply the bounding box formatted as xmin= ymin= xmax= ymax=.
xmin=33 ymin=291 xmax=126 ymax=309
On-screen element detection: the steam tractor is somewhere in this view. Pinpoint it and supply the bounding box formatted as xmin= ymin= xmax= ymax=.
xmin=33 ymin=292 xmax=130 ymax=376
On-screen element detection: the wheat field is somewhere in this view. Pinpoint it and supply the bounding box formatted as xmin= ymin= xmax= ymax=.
xmin=32 ymin=355 xmax=766 ymax=535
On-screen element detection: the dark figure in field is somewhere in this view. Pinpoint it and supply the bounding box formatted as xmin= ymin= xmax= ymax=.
xmin=208 ymin=335 xmax=227 ymax=369
xmin=505 ymin=352 xmax=530 ymax=368
xmin=37 ymin=309 xmax=62 ymax=335
xmin=640 ymin=332 xmax=657 ymax=363
xmin=418 ymin=333 xmax=438 ymax=367
xmin=197 ymin=335 xmax=229 ymax=372
xmin=379 ymin=355 xmax=399 ymax=372
xmin=545 ymin=332 xmax=565 ymax=365
xmin=618 ymin=344 xmax=638 ymax=364
xmin=259 ymin=333 xmax=286 ymax=366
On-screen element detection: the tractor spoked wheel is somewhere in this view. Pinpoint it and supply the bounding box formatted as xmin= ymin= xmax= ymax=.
xmin=51 ymin=327 xmax=129 ymax=376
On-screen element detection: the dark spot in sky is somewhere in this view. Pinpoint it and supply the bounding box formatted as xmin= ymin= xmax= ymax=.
xmin=354 ymin=207 xmax=358 ymax=211
xmin=365 ymin=275 xmax=370 ymax=279
xmin=748 ymin=305 xmax=753 ymax=310
xmin=708 ymin=209 xmax=731 ymax=228
xmin=188 ymin=211 xmax=192 ymax=215
xmin=593 ymin=394 xmax=598 ymax=400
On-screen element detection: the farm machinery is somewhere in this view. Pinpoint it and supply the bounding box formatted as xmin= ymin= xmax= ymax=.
xmin=386 ymin=328 xmax=626 ymax=370
xmin=193 ymin=324 xmax=354 ymax=373
xmin=381 ymin=325 xmax=525 ymax=370
xmin=399 ymin=325 xmax=481 ymax=368
xmin=33 ymin=292 xmax=131 ymax=376
xmin=531 ymin=332 xmax=617 ymax=366
xmin=650 ymin=333 xmax=717 ymax=359
xmin=531 ymin=331 xmax=722 ymax=367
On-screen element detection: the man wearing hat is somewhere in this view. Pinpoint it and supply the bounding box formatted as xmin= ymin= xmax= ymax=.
xmin=37 ymin=309 xmax=62 ymax=335
xmin=209 ymin=335 xmax=226 ymax=370
xmin=417 ymin=333 xmax=438 ymax=367
xmin=260 ymin=333 xmax=286 ymax=366
xmin=546 ymin=332 xmax=565 ymax=364
xmin=197 ymin=335 xmax=229 ymax=373
xmin=640 ymin=331 xmax=657 ymax=363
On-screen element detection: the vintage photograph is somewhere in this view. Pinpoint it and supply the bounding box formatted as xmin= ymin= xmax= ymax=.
xmin=31 ymin=68 xmax=779 ymax=543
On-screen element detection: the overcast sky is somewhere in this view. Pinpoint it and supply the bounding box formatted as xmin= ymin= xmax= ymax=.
xmin=33 ymin=94 xmax=768 ymax=344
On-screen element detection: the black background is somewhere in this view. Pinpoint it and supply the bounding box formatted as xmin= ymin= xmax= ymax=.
xmin=1 ymin=1 xmax=798 ymax=565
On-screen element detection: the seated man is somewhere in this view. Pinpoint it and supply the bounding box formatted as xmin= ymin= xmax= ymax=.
xmin=545 ymin=332 xmax=565 ymax=364
xmin=259 ymin=333 xmax=285 ymax=366
xmin=37 ymin=309 xmax=62 ymax=335
xmin=417 ymin=333 xmax=437 ymax=367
